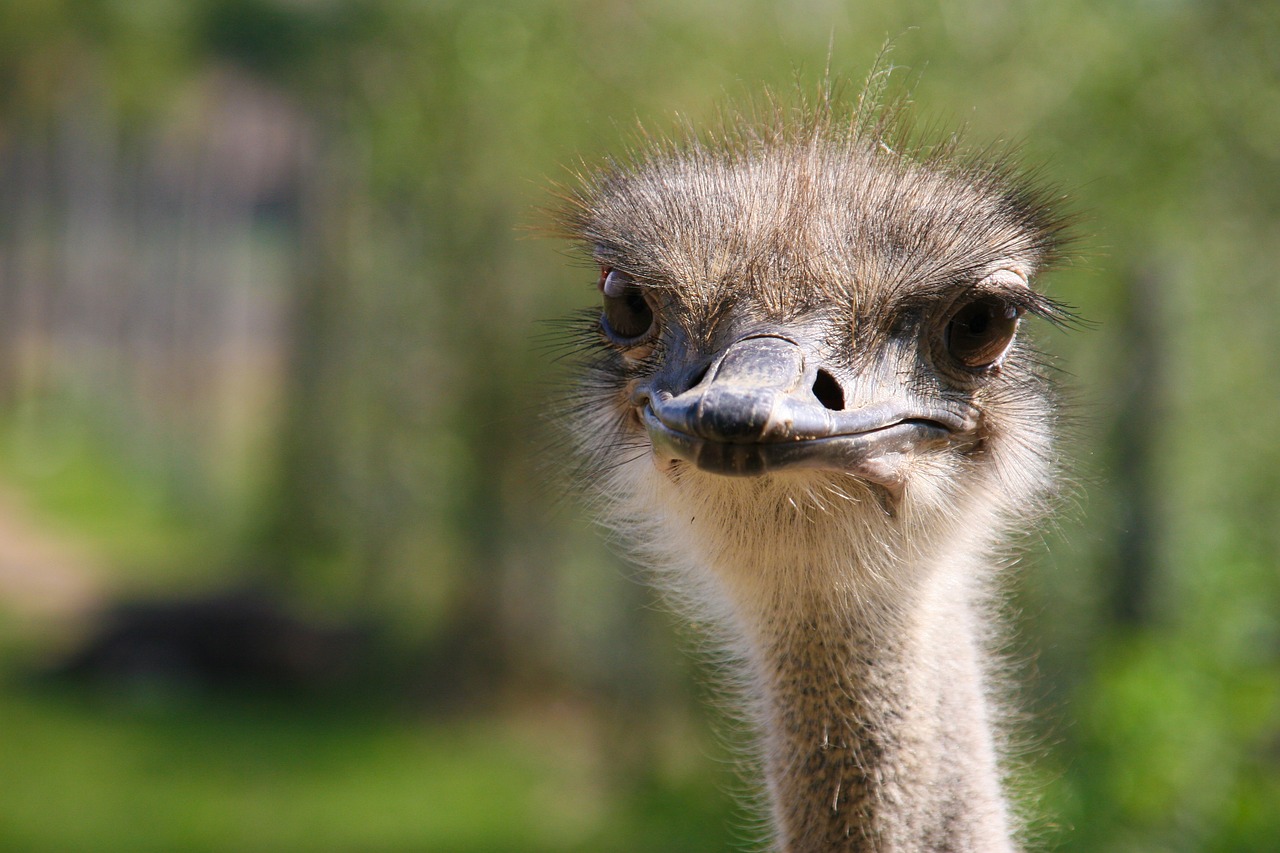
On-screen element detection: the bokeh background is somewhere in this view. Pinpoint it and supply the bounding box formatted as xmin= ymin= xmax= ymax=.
xmin=0 ymin=1 xmax=1277 ymax=851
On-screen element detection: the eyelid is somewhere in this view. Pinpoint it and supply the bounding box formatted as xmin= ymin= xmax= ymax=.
xmin=602 ymin=269 xmax=634 ymax=299
xmin=956 ymin=271 xmax=1071 ymax=327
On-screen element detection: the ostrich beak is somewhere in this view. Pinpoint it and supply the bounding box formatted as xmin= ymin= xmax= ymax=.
xmin=637 ymin=334 xmax=974 ymax=486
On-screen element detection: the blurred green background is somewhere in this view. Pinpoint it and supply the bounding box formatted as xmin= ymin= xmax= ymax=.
xmin=0 ymin=0 xmax=1277 ymax=850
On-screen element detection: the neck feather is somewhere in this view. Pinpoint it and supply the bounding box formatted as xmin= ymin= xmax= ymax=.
xmin=619 ymin=468 xmax=1030 ymax=852
xmin=719 ymin=543 xmax=1017 ymax=852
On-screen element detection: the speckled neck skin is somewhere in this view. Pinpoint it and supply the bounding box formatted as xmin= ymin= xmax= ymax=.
xmin=585 ymin=460 xmax=1034 ymax=851
xmin=610 ymin=461 xmax=1030 ymax=852
xmin=745 ymin=566 xmax=1014 ymax=853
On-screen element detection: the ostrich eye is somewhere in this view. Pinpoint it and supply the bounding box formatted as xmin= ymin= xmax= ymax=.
xmin=945 ymin=295 xmax=1022 ymax=369
xmin=599 ymin=268 xmax=656 ymax=344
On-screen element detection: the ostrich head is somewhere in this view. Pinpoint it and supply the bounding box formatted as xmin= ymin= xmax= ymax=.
xmin=555 ymin=90 xmax=1071 ymax=851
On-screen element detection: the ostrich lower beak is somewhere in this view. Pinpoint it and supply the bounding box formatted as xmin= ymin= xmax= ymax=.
xmin=637 ymin=335 xmax=972 ymax=484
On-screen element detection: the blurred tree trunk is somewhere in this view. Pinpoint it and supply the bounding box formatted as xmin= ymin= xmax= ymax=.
xmin=426 ymin=202 xmax=525 ymax=694
xmin=250 ymin=135 xmax=349 ymax=590
xmin=1110 ymin=264 xmax=1166 ymax=626
xmin=0 ymin=135 xmax=41 ymax=405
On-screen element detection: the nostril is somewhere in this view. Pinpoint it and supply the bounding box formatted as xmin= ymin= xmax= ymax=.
xmin=812 ymin=369 xmax=845 ymax=411
xmin=684 ymin=363 xmax=710 ymax=393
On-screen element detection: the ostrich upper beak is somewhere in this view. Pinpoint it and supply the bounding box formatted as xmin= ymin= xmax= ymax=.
xmin=637 ymin=334 xmax=974 ymax=486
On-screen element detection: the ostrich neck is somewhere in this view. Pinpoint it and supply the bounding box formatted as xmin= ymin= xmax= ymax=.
xmin=726 ymin=548 xmax=1016 ymax=853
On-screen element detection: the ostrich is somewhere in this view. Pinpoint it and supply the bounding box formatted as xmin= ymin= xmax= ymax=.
xmin=554 ymin=87 xmax=1070 ymax=852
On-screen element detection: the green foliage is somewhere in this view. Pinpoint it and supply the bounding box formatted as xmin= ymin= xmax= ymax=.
xmin=1051 ymin=628 xmax=1280 ymax=852
xmin=0 ymin=402 xmax=222 ymax=584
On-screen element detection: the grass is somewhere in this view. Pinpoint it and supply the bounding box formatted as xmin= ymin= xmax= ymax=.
xmin=0 ymin=684 xmax=736 ymax=852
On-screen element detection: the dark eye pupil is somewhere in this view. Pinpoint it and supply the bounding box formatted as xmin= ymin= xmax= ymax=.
xmin=964 ymin=312 xmax=990 ymax=336
xmin=600 ymin=269 xmax=655 ymax=343
xmin=624 ymin=288 xmax=647 ymax=316
xmin=946 ymin=296 xmax=1020 ymax=368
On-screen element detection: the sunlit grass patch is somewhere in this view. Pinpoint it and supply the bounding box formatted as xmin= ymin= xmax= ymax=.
xmin=0 ymin=686 xmax=735 ymax=853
